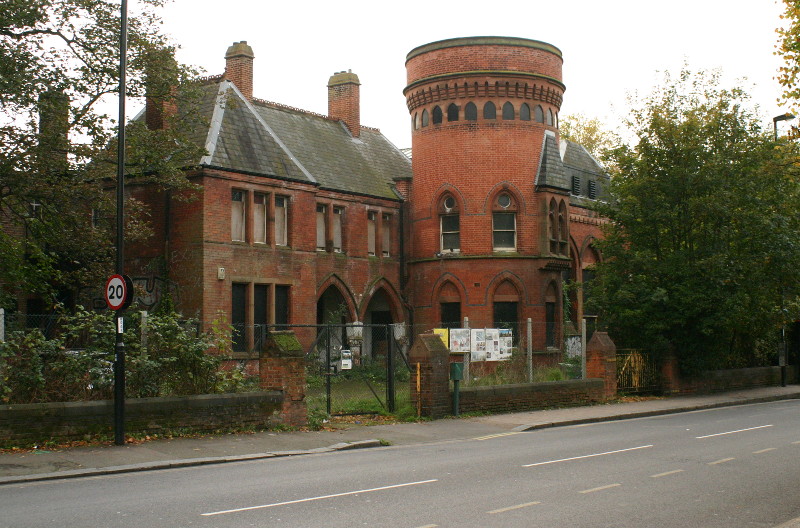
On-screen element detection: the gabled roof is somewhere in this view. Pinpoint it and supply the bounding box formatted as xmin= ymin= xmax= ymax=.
xmin=182 ymin=80 xmax=410 ymax=200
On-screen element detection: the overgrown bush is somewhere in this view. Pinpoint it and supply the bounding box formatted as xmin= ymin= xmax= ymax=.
xmin=0 ymin=306 xmax=257 ymax=404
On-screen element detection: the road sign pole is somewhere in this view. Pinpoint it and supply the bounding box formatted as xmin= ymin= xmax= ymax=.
xmin=114 ymin=0 xmax=128 ymax=446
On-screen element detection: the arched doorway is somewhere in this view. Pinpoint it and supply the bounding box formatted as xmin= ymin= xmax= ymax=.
xmin=316 ymin=285 xmax=353 ymax=350
xmin=363 ymin=288 xmax=394 ymax=361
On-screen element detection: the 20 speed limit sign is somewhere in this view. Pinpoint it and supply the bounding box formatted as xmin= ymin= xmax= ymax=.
xmin=105 ymin=274 xmax=133 ymax=311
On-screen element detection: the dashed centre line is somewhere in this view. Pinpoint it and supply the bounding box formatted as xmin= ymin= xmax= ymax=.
xmin=579 ymin=483 xmax=621 ymax=494
xmin=651 ymin=469 xmax=685 ymax=478
xmin=708 ymin=457 xmax=736 ymax=465
xmin=753 ymin=448 xmax=777 ymax=454
xmin=487 ymin=501 xmax=541 ymax=514
xmin=523 ymin=445 xmax=653 ymax=467
xmin=474 ymin=432 xmax=522 ymax=441
xmin=695 ymin=424 xmax=773 ymax=439
xmin=201 ymin=479 xmax=438 ymax=516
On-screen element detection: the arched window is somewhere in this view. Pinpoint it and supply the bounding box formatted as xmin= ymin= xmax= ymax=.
xmin=493 ymin=280 xmax=520 ymax=344
xmin=558 ymin=200 xmax=568 ymax=255
xmin=493 ymin=192 xmax=517 ymax=251
xmin=483 ymin=101 xmax=496 ymax=120
xmin=432 ymin=106 xmax=443 ymax=125
xmin=447 ymin=103 xmax=459 ymax=122
xmin=520 ymin=103 xmax=531 ymax=121
xmin=439 ymin=281 xmax=461 ymax=329
xmin=421 ymin=109 xmax=429 ymax=127
xmin=465 ymin=102 xmax=477 ymax=121
xmin=548 ymin=198 xmax=558 ymax=254
xmin=440 ymin=194 xmax=460 ymax=253
xmin=534 ymin=105 xmax=544 ymax=123
xmin=414 ymin=112 xmax=420 ymax=130
xmin=502 ymin=102 xmax=515 ymax=120
xmin=546 ymin=108 xmax=554 ymax=126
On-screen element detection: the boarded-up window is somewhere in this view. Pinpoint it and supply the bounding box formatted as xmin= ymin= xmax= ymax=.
xmin=275 ymin=196 xmax=288 ymax=246
xmin=316 ymin=204 xmax=326 ymax=250
xmin=254 ymin=192 xmax=267 ymax=243
xmin=382 ymin=213 xmax=391 ymax=256
xmin=333 ymin=207 xmax=343 ymax=252
xmin=231 ymin=190 xmax=245 ymax=242
xmin=367 ymin=211 xmax=376 ymax=256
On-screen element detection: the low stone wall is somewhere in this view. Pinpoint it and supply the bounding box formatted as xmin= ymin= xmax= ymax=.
xmin=667 ymin=366 xmax=796 ymax=394
xmin=455 ymin=379 xmax=606 ymax=414
xmin=0 ymin=391 xmax=283 ymax=445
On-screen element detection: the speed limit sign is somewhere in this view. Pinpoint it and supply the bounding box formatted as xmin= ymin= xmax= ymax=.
xmin=105 ymin=274 xmax=133 ymax=311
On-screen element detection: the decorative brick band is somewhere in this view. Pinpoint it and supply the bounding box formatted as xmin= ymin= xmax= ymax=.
xmin=405 ymin=77 xmax=563 ymax=111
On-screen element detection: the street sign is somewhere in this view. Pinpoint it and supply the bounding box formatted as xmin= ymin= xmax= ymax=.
xmin=105 ymin=274 xmax=132 ymax=311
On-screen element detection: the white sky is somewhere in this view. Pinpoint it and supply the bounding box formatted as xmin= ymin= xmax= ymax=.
xmin=155 ymin=0 xmax=789 ymax=149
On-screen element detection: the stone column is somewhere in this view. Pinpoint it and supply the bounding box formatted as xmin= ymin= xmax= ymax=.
xmin=259 ymin=331 xmax=307 ymax=427
xmin=585 ymin=331 xmax=617 ymax=399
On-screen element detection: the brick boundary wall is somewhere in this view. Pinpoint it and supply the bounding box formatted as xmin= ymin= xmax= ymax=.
xmin=455 ymin=379 xmax=605 ymax=414
xmin=0 ymin=392 xmax=283 ymax=445
xmin=411 ymin=332 xmax=614 ymax=417
xmin=661 ymin=362 xmax=797 ymax=394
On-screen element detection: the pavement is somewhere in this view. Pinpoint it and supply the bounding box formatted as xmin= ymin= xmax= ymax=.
xmin=2 ymin=385 xmax=799 ymax=486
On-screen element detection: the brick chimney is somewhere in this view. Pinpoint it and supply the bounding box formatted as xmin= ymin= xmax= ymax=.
xmin=328 ymin=70 xmax=361 ymax=137
xmin=225 ymin=41 xmax=255 ymax=100
xmin=144 ymin=47 xmax=178 ymax=130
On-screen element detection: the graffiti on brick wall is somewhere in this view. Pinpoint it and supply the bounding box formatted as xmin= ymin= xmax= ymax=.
xmin=81 ymin=276 xmax=177 ymax=311
xmin=565 ymin=335 xmax=582 ymax=358
xmin=131 ymin=276 xmax=176 ymax=310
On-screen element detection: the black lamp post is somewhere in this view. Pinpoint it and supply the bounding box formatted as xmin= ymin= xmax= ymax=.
xmin=773 ymin=113 xmax=795 ymax=141
xmin=773 ymin=113 xmax=795 ymax=387
xmin=113 ymin=0 xmax=128 ymax=445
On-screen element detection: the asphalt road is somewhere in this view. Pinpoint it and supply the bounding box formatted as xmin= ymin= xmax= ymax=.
xmin=3 ymin=400 xmax=800 ymax=527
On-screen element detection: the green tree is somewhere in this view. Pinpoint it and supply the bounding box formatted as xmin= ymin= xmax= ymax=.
xmin=559 ymin=113 xmax=618 ymax=162
xmin=777 ymin=0 xmax=800 ymax=107
xmin=589 ymin=68 xmax=800 ymax=374
xmin=0 ymin=0 xmax=204 ymax=310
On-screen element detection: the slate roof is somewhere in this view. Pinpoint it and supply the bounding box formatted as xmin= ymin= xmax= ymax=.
xmin=535 ymin=132 xmax=570 ymax=191
xmin=176 ymin=80 xmax=411 ymax=201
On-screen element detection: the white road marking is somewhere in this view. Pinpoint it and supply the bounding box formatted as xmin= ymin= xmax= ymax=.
xmin=474 ymin=432 xmax=522 ymax=441
xmin=695 ymin=424 xmax=773 ymax=439
xmin=414 ymin=525 xmax=438 ymax=528
xmin=579 ymin=483 xmax=621 ymax=494
xmin=650 ymin=469 xmax=685 ymax=478
xmin=487 ymin=501 xmax=541 ymax=514
xmin=708 ymin=457 xmax=735 ymax=465
xmin=753 ymin=448 xmax=777 ymax=454
xmin=201 ymin=479 xmax=439 ymax=516
xmin=522 ymin=445 xmax=653 ymax=467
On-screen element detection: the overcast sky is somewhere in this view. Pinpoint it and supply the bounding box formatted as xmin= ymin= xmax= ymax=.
xmin=155 ymin=0 xmax=789 ymax=149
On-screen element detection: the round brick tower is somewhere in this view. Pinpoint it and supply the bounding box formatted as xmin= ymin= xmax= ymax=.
xmin=405 ymin=36 xmax=572 ymax=349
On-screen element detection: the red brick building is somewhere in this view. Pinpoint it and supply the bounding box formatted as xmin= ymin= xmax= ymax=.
xmin=404 ymin=37 xmax=606 ymax=349
xmin=128 ymin=36 xmax=607 ymax=358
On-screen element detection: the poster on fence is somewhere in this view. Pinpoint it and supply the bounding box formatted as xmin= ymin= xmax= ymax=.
xmin=449 ymin=328 xmax=470 ymax=353
xmin=498 ymin=329 xmax=513 ymax=360
xmin=470 ymin=329 xmax=486 ymax=361
xmin=433 ymin=328 xmax=449 ymax=347
xmin=484 ymin=328 xmax=500 ymax=360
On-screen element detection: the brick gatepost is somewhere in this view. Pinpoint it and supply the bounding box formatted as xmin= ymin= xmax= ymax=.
xmin=259 ymin=331 xmax=307 ymax=426
xmin=409 ymin=333 xmax=451 ymax=418
xmin=586 ymin=331 xmax=617 ymax=399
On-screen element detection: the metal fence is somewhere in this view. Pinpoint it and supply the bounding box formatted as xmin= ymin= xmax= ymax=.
xmin=268 ymin=324 xmax=412 ymax=417
xmin=616 ymin=349 xmax=661 ymax=394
